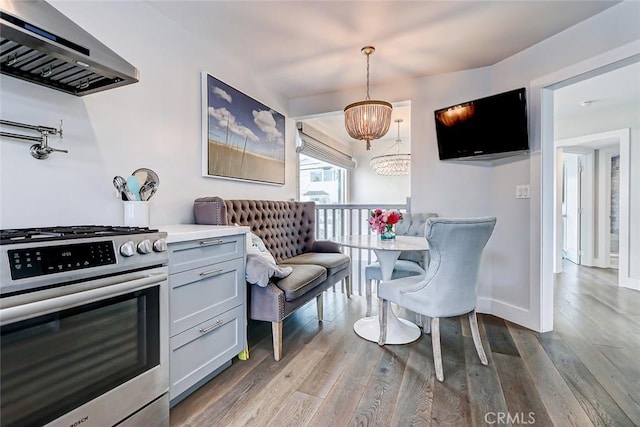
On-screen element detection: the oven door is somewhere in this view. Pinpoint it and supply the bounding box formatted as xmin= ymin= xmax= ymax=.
xmin=0 ymin=267 xmax=169 ymax=427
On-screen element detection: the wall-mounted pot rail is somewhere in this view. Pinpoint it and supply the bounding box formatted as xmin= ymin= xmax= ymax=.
xmin=0 ymin=119 xmax=67 ymax=159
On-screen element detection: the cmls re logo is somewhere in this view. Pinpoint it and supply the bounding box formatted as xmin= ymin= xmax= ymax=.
xmin=485 ymin=412 xmax=536 ymax=424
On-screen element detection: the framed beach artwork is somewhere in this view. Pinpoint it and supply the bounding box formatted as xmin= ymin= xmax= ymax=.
xmin=202 ymin=73 xmax=285 ymax=185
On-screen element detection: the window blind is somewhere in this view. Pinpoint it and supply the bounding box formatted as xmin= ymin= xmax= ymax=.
xmin=296 ymin=122 xmax=356 ymax=169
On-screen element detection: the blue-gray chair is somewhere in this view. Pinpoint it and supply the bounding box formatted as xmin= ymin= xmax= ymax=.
xmin=377 ymin=217 xmax=497 ymax=382
xmin=364 ymin=213 xmax=436 ymax=316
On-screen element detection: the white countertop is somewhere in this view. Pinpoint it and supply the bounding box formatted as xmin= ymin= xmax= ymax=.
xmin=158 ymin=224 xmax=250 ymax=243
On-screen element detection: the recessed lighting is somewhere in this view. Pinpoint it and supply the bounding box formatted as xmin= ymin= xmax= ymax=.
xmin=579 ymin=100 xmax=594 ymax=107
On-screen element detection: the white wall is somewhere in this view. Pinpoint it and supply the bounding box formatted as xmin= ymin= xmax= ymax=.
xmin=410 ymin=68 xmax=493 ymax=216
xmin=0 ymin=1 xmax=296 ymax=229
xmin=350 ymin=135 xmax=411 ymax=204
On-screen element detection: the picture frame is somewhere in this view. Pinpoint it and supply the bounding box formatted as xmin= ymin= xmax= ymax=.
xmin=201 ymin=72 xmax=285 ymax=185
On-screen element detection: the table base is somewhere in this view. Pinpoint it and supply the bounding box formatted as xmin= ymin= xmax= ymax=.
xmin=353 ymin=314 xmax=421 ymax=344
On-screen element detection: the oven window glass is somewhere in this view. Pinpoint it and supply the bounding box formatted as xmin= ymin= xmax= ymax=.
xmin=0 ymin=286 xmax=160 ymax=427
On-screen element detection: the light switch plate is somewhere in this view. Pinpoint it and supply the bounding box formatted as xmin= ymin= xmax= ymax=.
xmin=516 ymin=184 xmax=530 ymax=199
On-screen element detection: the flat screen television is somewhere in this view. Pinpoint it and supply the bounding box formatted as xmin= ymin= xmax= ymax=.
xmin=434 ymin=88 xmax=529 ymax=161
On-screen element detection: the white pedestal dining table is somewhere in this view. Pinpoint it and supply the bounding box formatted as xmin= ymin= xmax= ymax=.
xmin=331 ymin=235 xmax=429 ymax=344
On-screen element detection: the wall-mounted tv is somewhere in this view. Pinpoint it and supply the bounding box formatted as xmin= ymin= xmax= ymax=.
xmin=434 ymin=88 xmax=529 ymax=161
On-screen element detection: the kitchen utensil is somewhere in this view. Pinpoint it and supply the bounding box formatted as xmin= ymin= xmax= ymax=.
xmin=122 ymin=184 xmax=137 ymax=201
xmin=148 ymin=182 xmax=158 ymax=199
xmin=113 ymin=176 xmax=126 ymax=199
xmin=133 ymin=170 xmax=147 ymax=187
xmin=126 ymin=176 xmax=141 ymax=201
xmin=139 ymin=182 xmax=152 ymax=201
xmin=132 ymin=168 xmax=159 ymax=188
xmin=113 ymin=175 xmax=137 ymax=201
xmin=140 ymin=182 xmax=158 ymax=201
xmin=133 ymin=168 xmax=159 ymax=201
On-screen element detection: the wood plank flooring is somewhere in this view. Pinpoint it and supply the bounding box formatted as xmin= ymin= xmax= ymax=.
xmin=170 ymin=262 xmax=640 ymax=426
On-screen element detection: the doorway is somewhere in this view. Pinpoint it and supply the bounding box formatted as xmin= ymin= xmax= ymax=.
xmin=555 ymin=138 xmax=623 ymax=277
xmin=538 ymin=55 xmax=640 ymax=332
xmin=553 ymin=129 xmax=630 ymax=284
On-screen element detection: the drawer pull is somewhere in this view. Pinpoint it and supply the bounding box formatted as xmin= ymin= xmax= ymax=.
xmin=199 ymin=320 xmax=224 ymax=334
xmin=199 ymin=239 xmax=224 ymax=246
xmin=199 ymin=268 xmax=223 ymax=277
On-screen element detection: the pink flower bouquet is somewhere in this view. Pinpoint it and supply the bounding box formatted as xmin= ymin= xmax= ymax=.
xmin=368 ymin=209 xmax=403 ymax=236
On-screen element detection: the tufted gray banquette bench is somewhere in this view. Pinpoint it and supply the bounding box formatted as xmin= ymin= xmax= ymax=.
xmin=194 ymin=196 xmax=351 ymax=361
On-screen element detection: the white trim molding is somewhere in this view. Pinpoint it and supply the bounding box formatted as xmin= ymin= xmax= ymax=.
xmin=477 ymin=297 xmax=535 ymax=328
xmin=533 ymin=41 xmax=640 ymax=332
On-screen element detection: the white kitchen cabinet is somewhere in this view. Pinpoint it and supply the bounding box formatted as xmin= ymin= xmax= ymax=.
xmin=160 ymin=225 xmax=248 ymax=406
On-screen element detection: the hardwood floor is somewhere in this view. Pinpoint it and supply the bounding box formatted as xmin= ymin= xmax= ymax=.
xmin=170 ymin=262 xmax=640 ymax=426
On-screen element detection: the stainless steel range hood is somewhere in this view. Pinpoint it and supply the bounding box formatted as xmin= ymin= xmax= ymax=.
xmin=0 ymin=0 xmax=138 ymax=96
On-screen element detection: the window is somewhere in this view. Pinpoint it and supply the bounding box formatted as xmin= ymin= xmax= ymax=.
xmin=299 ymin=154 xmax=346 ymax=204
xmin=310 ymin=171 xmax=322 ymax=182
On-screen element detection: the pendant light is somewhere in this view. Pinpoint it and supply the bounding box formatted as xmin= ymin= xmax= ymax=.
xmin=344 ymin=46 xmax=392 ymax=151
xmin=370 ymin=118 xmax=410 ymax=176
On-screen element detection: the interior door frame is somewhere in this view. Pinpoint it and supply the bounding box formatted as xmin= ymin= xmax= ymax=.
xmin=555 ymin=146 xmax=597 ymax=271
xmin=560 ymin=151 xmax=583 ymax=266
xmin=598 ymin=145 xmax=621 ymax=269
xmin=554 ymin=130 xmax=628 ymax=283
xmin=533 ymin=42 xmax=639 ymax=332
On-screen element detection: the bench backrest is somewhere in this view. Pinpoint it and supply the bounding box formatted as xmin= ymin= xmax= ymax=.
xmin=194 ymin=196 xmax=316 ymax=262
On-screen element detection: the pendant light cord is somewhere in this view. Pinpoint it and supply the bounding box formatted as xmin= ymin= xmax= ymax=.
xmin=365 ymin=52 xmax=371 ymax=101
xmin=379 ymin=120 xmax=403 ymax=155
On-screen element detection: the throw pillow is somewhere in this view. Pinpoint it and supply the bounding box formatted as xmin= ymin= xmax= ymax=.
xmin=245 ymin=254 xmax=293 ymax=287
xmin=245 ymin=231 xmax=277 ymax=265
xmin=240 ymin=229 xmax=292 ymax=286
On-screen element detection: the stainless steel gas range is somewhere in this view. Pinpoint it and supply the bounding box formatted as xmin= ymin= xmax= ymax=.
xmin=0 ymin=226 xmax=170 ymax=427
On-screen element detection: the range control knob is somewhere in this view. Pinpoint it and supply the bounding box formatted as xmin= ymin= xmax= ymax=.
xmin=153 ymin=238 xmax=168 ymax=252
xmin=137 ymin=239 xmax=153 ymax=254
xmin=120 ymin=241 xmax=136 ymax=257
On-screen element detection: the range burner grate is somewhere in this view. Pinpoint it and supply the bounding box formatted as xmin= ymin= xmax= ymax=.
xmin=0 ymin=225 xmax=159 ymax=245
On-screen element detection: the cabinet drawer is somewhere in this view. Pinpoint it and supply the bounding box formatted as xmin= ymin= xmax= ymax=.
xmin=169 ymin=305 xmax=244 ymax=400
xmin=168 ymin=234 xmax=244 ymax=274
xmin=170 ymin=258 xmax=245 ymax=336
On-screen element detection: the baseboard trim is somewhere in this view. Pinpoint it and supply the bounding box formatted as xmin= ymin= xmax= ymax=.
xmin=621 ymin=276 xmax=640 ymax=291
xmin=477 ymin=297 xmax=538 ymax=331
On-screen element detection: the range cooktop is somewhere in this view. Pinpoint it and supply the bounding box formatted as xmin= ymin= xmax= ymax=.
xmin=0 ymin=225 xmax=159 ymax=245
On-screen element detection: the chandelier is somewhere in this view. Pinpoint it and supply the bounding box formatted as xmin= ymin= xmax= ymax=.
xmin=370 ymin=118 xmax=410 ymax=176
xmin=344 ymin=46 xmax=392 ymax=151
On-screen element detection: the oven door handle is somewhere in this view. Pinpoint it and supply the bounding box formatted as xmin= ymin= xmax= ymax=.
xmin=0 ymin=272 xmax=167 ymax=325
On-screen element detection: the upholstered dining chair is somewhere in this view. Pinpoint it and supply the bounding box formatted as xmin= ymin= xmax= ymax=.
xmin=377 ymin=217 xmax=497 ymax=382
xmin=364 ymin=213 xmax=436 ymax=316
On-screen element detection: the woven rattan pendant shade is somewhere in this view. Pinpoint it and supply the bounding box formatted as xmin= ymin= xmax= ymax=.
xmin=344 ymin=46 xmax=392 ymax=150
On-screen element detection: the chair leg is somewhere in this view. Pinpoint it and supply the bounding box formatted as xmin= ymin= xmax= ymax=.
xmin=316 ymin=293 xmax=323 ymax=322
xmin=431 ymin=317 xmax=444 ymax=382
xmin=423 ymin=316 xmax=431 ymax=334
xmin=345 ymin=275 xmax=352 ymax=298
xmin=365 ymin=279 xmax=373 ymax=317
xmin=378 ymin=299 xmax=388 ymax=346
xmin=272 ymin=321 xmax=283 ymax=362
xmin=415 ymin=313 xmax=423 ymax=327
xmin=468 ymin=310 xmax=488 ymax=365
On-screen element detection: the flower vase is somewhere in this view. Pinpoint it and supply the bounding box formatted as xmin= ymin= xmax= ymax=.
xmin=380 ymin=225 xmax=396 ymax=241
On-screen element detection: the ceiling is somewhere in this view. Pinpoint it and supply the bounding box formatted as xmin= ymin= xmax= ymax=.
xmin=554 ymin=61 xmax=640 ymax=121
xmin=148 ymin=1 xmax=618 ymax=101
xmin=149 ymin=1 xmax=626 ymax=148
